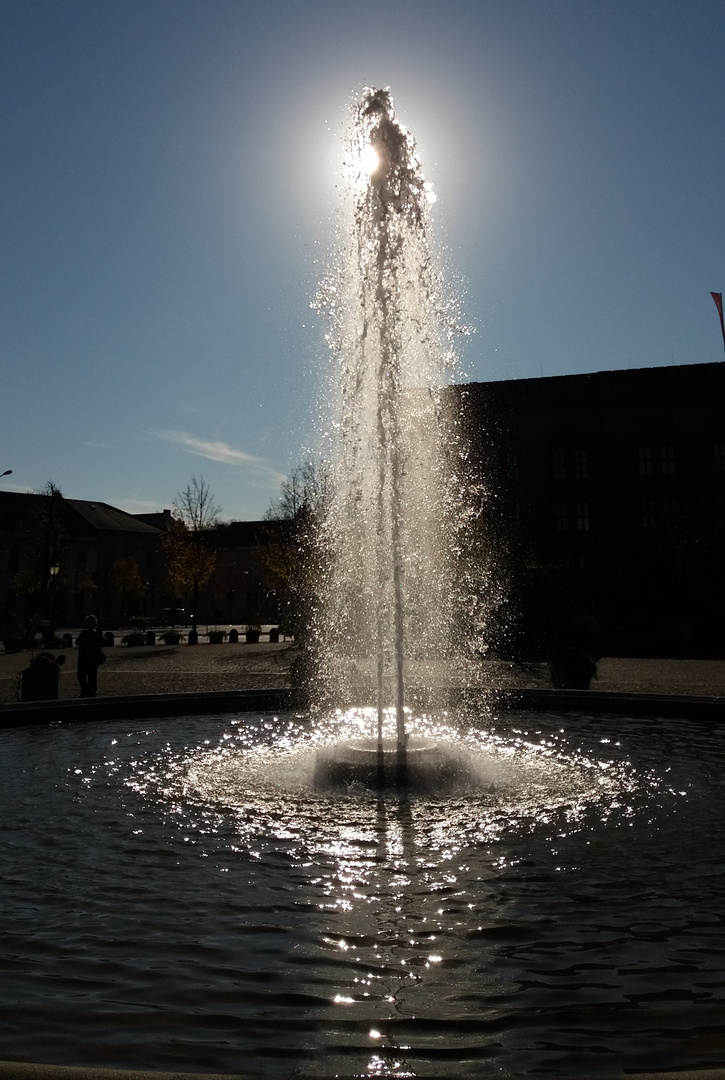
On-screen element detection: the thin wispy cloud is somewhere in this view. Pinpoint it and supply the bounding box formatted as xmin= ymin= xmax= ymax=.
xmin=156 ymin=430 xmax=286 ymax=485
xmin=114 ymin=498 xmax=168 ymax=515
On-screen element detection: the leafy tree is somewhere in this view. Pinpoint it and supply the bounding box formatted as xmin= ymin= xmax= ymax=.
xmin=111 ymin=556 xmax=146 ymax=618
xmin=12 ymin=482 xmax=98 ymax=624
xmin=61 ymin=549 xmax=98 ymax=605
xmin=160 ymin=476 xmax=221 ymax=631
xmin=11 ymin=481 xmax=70 ymax=604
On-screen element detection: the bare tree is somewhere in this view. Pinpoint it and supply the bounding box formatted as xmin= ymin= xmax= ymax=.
xmin=262 ymin=460 xmax=331 ymax=640
xmin=161 ymin=477 xmax=221 ymax=632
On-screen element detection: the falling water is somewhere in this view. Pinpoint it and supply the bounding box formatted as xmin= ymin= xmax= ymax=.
xmin=314 ymin=89 xmax=465 ymax=777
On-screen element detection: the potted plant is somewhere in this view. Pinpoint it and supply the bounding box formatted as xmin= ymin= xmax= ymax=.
xmin=549 ymin=646 xmax=597 ymax=690
xmin=0 ymin=615 xmax=25 ymax=652
xmin=163 ymin=630 xmax=183 ymax=645
xmin=20 ymin=651 xmax=66 ymax=701
xmin=208 ymin=629 xmax=226 ymax=644
xmin=244 ymin=618 xmax=262 ymax=644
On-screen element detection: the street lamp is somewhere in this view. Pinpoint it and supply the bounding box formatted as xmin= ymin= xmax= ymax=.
xmin=48 ymin=564 xmax=60 ymax=626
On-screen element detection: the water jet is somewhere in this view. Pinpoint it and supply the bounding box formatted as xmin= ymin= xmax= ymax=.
xmin=311 ymin=88 xmax=470 ymax=791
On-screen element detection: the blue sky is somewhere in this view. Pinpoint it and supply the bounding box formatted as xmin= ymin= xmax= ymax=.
xmin=2 ymin=0 xmax=724 ymax=520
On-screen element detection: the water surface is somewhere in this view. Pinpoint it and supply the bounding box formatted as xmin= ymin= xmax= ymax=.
xmin=1 ymin=709 xmax=724 ymax=1076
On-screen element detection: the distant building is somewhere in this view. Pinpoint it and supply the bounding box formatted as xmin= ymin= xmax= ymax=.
xmin=131 ymin=515 xmax=286 ymax=627
xmin=3 ymin=361 xmax=723 ymax=651
xmin=448 ymin=361 xmax=725 ymax=654
xmin=205 ymin=520 xmax=286 ymax=626
xmin=0 ymin=491 xmax=163 ymax=629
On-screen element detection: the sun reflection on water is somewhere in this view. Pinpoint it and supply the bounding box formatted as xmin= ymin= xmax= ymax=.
xmin=98 ymin=707 xmax=683 ymax=1073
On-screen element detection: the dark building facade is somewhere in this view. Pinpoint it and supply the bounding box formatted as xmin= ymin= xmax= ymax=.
xmin=0 ymin=491 xmax=163 ymax=631
xmin=449 ymin=361 xmax=725 ymax=654
xmin=2 ymin=361 xmax=723 ymax=652
xmin=206 ymin=521 xmax=286 ymax=626
xmin=133 ymin=514 xmax=286 ymax=626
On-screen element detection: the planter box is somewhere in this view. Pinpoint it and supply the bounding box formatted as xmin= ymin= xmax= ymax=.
xmin=208 ymin=631 xmax=226 ymax=644
xmin=245 ymin=629 xmax=261 ymax=644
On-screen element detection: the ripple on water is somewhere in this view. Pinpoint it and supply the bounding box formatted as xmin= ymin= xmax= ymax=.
xmin=1 ymin=708 xmax=724 ymax=1076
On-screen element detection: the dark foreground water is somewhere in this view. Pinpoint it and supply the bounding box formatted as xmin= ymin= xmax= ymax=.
xmin=1 ymin=707 xmax=724 ymax=1077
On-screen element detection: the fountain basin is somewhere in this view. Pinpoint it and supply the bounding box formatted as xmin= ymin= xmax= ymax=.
xmin=1 ymin=704 xmax=724 ymax=1076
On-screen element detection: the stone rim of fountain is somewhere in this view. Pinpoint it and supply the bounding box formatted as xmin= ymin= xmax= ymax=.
xmin=1 ymin=685 xmax=724 ymax=731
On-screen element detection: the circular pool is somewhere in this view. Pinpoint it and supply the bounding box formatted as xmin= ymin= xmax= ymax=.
xmin=1 ymin=707 xmax=724 ymax=1076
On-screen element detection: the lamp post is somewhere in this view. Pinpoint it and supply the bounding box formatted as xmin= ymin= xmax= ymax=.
xmin=48 ymin=563 xmax=60 ymax=626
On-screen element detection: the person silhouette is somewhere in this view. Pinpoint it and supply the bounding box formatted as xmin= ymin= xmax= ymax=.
xmin=76 ymin=614 xmax=104 ymax=697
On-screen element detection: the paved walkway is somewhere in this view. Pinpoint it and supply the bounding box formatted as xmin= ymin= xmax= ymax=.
xmin=0 ymin=639 xmax=293 ymax=704
xmin=2 ymin=638 xmax=725 ymax=705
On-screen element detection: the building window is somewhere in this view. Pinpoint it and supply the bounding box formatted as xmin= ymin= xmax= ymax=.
xmin=660 ymin=444 xmax=675 ymax=475
xmin=575 ymin=502 xmax=590 ymax=532
xmin=554 ymin=503 xmax=568 ymax=532
xmin=713 ymin=442 xmax=725 ymax=473
xmin=638 ymin=446 xmax=653 ymax=476
xmin=666 ymin=550 xmax=683 ymax=586
xmin=505 ymin=452 xmax=520 ymax=482
xmin=662 ymin=500 xmax=678 ymax=530
xmin=714 ymin=496 xmax=725 ymax=533
xmin=552 ymin=450 xmax=567 ymax=480
xmin=641 ymin=499 xmax=656 ymax=530
xmin=573 ymin=449 xmax=588 ymax=479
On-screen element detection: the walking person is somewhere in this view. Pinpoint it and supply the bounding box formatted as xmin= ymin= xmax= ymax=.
xmin=76 ymin=614 xmax=104 ymax=697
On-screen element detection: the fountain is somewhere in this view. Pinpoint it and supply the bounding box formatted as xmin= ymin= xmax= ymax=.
xmin=311 ymin=88 xmax=476 ymax=791
xmin=2 ymin=91 xmax=725 ymax=1078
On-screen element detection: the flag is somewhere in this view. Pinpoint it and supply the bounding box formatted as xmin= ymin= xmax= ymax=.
xmin=712 ymin=292 xmax=725 ymax=353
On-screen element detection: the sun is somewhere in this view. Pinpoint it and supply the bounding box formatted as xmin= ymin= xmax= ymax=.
xmin=361 ymin=143 xmax=379 ymax=175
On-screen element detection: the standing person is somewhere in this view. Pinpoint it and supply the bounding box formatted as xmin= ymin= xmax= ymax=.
xmin=76 ymin=614 xmax=104 ymax=697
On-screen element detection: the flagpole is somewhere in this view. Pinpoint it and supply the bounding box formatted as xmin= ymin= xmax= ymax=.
xmin=711 ymin=292 xmax=725 ymax=356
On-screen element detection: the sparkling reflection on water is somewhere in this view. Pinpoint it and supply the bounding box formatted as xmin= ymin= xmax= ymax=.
xmin=1 ymin=708 xmax=725 ymax=1077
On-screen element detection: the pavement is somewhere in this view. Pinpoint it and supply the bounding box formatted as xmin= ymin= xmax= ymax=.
xmin=3 ymin=634 xmax=725 ymax=705
xmin=0 ymin=636 xmax=295 ymax=705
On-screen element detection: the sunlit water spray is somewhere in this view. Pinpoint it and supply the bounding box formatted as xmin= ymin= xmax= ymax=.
xmin=313 ymin=89 xmax=471 ymax=782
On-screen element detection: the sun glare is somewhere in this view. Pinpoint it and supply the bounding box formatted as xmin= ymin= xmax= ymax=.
xmin=361 ymin=143 xmax=379 ymax=175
